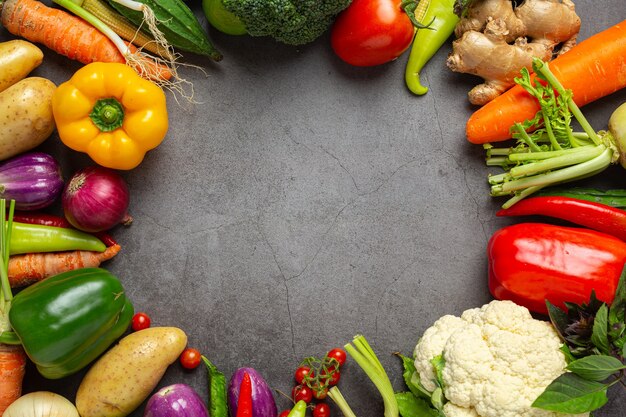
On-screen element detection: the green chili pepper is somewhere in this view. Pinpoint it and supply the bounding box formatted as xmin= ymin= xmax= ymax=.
xmin=287 ymin=400 xmax=307 ymax=417
xmin=6 ymin=267 xmax=133 ymax=379
xmin=202 ymin=355 xmax=229 ymax=417
xmin=405 ymin=0 xmax=459 ymax=95
xmin=9 ymin=221 xmax=106 ymax=255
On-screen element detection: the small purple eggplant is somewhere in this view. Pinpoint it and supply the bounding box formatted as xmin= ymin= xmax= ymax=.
xmin=144 ymin=384 xmax=209 ymax=417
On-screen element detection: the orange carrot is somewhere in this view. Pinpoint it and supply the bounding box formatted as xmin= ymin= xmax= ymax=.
xmin=8 ymin=244 xmax=121 ymax=288
xmin=0 ymin=344 xmax=26 ymax=415
xmin=0 ymin=0 xmax=171 ymax=80
xmin=466 ymin=20 xmax=626 ymax=144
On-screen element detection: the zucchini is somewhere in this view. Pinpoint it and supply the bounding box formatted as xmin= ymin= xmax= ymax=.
xmin=106 ymin=0 xmax=222 ymax=60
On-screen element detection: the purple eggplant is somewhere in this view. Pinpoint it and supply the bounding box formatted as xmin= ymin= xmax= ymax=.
xmin=228 ymin=368 xmax=277 ymax=417
xmin=144 ymin=384 xmax=209 ymax=417
xmin=0 ymin=152 xmax=63 ymax=210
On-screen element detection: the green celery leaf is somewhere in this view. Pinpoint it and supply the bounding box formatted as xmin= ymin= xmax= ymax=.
xmin=591 ymin=304 xmax=610 ymax=355
xmin=397 ymin=353 xmax=432 ymax=399
xmin=609 ymin=263 xmax=626 ymax=327
xmin=532 ymin=373 xmax=609 ymax=413
xmin=566 ymin=355 xmax=626 ymax=381
xmin=430 ymin=355 xmax=445 ymax=389
xmin=395 ymin=392 xmax=438 ymax=417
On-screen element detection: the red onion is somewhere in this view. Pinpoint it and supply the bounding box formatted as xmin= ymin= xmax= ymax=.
xmin=0 ymin=152 xmax=64 ymax=210
xmin=62 ymin=166 xmax=131 ymax=233
xmin=144 ymin=384 xmax=209 ymax=417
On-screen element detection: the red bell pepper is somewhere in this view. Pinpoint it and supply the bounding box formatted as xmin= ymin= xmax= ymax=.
xmin=488 ymin=222 xmax=626 ymax=315
xmin=497 ymin=196 xmax=626 ymax=241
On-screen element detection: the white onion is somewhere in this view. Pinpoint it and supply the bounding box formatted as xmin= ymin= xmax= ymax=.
xmin=2 ymin=392 xmax=79 ymax=417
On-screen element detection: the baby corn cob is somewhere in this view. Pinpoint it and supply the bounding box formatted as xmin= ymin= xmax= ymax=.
xmin=80 ymin=0 xmax=172 ymax=58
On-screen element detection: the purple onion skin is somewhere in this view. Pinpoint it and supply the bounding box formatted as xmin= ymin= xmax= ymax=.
xmin=144 ymin=384 xmax=209 ymax=417
xmin=0 ymin=152 xmax=64 ymax=210
xmin=62 ymin=166 xmax=130 ymax=233
xmin=228 ymin=368 xmax=277 ymax=417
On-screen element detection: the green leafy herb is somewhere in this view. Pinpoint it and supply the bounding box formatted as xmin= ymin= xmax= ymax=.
xmin=536 ymin=263 xmax=626 ymax=414
xmin=567 ymin=355 xmax=626 ymax=381
xmin=532 ymin=373 xmax=609 ymax=413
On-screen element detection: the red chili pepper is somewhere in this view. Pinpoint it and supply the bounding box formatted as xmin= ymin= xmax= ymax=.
xmin=497 ymin=196 xmax=626 ymax=241
xmin=236 ymin=372 xmax=253 ymax=417
xmin=488 ymin=222 xmax=626 ymax=315
xmin=10 ymin=211 xmax=118 ymax=247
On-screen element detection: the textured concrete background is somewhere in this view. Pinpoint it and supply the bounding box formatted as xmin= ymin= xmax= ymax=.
xmin=2 ymin=0 xmax=626 ymax=415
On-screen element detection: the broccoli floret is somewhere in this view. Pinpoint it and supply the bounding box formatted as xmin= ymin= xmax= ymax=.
xmin=222 ymin=0 xmax=352 ymax=45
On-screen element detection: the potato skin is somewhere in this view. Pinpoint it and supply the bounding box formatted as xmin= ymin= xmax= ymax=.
xmin=0 ymin=77 xmax=56 ymax=161
xmin=0 ymin=40 xmax=44 ymax=92
xmin=75 ymin=327 xmax=188 ymax=417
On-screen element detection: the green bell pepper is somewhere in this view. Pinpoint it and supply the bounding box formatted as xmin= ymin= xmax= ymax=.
xmin=7 ymin=267 xmax=133 ymax=379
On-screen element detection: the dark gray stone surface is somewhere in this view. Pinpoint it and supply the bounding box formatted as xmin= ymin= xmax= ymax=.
xmin=2 ymin=1 xmax=626 ymax=415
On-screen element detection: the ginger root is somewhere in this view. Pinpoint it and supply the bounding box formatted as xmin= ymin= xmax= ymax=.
xmin=448 ymin=0 xmax=581 ymax=105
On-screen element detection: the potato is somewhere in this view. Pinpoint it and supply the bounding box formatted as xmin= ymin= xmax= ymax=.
xmin=0 ymin=40 xmax=44 ymax=92
xmin=75 ymin=327 xmax=188 ymax=417
xmin=0 ymin=77 xmax=56 ymax=161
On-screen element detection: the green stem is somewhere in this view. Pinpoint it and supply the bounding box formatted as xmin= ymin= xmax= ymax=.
xmin=533 ymin=58 xmax=601 ymax=145
xmin=486 ymin=157 xmax=507 ymax=166
xmin=509 ymin=145 xmax=606 ymax=178
xmin=514 ymin=123 xmax=542 ymax=152
xmin=497 ymin=148 xmax=612 ymax=193
xmin=501 ymin=185 xmax=546 ymax=209
xmin=328 ymin=387 xmax=358 ymax=417
xmin=508 ymin=145 xmax=597 ymax=162
xmin=541 ymin=109 xmax=562 ymax=150
xmin=0 ymin=330 xmax=21 ymax=345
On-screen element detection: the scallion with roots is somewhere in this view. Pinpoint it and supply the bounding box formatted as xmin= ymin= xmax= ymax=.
xmin=486 ymin=57 xmax=626 ymax=209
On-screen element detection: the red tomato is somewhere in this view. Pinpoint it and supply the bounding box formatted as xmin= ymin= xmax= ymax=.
xmin=331 ymin=0 xmax=414 ymax=66
xmin=312 ymin=385 xmax=328 ymax=400
xmin=322 ymin=368 xmax=340 ymax=386
xmin=326 ymin=348 xmax=347 ymax=366
xmin=313 ymin=403 xmax=330 ymax=417
xmin=131 ymin=312 xmax=151 ymax=331
xmin=278 ymin=410 xmax=291 ymax=417
xmin=292 ymin=385 xmax=313 ymax=403
xmin=180 ymin=348 xmax=202 ymax=369
xmin=295 ymin=366 xmax=313 ymax=384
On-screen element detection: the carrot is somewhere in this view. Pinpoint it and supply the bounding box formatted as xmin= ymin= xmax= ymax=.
xmin=466 ymin=19 xmax=626 ymax=144
xmin=0 ymin=344 xmax=26 ymax=415
xmin=0 ymin=0 xmax=171 ymax=80
xmin=8 ymin=244 xmax=121 ymax=288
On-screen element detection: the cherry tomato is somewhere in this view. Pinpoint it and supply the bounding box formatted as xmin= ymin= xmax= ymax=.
xmin=131 ymin=312 xmax=151 ymax=331
xmin=322 ymin=368 xmax=340 ymax=386
xmin=313 ymin=403 xmax=330 ymax=417
xmin=278 ymin=410 xmax=291 ymax=417
xmin=331 ymin=0 xmax=415 ymax=66
xmin=180 ymin=348 xmax=202 ymax=369
xmin=312 ymin=385 xmax=328 ymax=400
xmin=295 ymin=366 xmax=313 ymax=384
xmin=326 ymin=348 xmax=347 ymax=366
xmin=292 ymin=385 xmax=313 ymax=403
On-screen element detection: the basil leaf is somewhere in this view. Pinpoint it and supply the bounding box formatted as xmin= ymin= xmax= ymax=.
xmin=430 ymin=355 xmax=445 ymax=389
xmin=609 ymin=263 xmax=626 ymax=326
xmin=547 ymin=301 xmax=569 ymax=340
xmin=591 ymin=304 xmax=610 ymax=354
xmin=566 ymin=355 xmax=626 ymax=381
xmin=397 ymin=353 xmax=431 ymax=399
xmin=395 ymin=392 xmax=438 ymax=417
xmin=560 ymin=344 xmax=576 ymax=364
xmin=532 ymin=373 xmax=609 ymax=413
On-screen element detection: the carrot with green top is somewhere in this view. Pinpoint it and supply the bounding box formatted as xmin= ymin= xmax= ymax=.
xmin=466 ymin=19 xmax=626 ymax=144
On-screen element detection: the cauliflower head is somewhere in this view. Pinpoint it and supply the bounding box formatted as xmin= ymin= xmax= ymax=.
xmin=413 ymin=300 xmax=589 ymax=417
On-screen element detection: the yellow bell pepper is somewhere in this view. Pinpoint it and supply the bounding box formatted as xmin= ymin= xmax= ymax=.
xmin=52 ymin=62 xmax=168 ymax=170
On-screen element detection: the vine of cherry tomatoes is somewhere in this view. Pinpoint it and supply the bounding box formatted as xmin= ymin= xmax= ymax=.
xmin=280 ymin=348 xmax=347 ymax=416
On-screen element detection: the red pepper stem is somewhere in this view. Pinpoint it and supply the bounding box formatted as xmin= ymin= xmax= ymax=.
xmin=236 ymin=372 xmax=253 ymax=417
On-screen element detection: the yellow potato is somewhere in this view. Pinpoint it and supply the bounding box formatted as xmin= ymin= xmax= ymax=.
xmin=75 ymin=327 xmax=188 ymax=417
xmin=0 ymin=77 xmax=56 ymax=161
xmin=0 ymin=40 xmax=44 ymax=92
